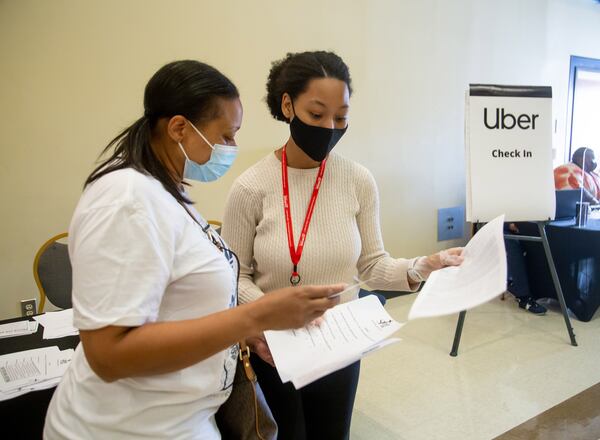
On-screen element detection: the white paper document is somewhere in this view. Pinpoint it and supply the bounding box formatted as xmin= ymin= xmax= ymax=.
xmin=0 ymin=320 xmax=38 ymax=339
xmin=33 ymin=309 xmax=78 ymax=339
xmin=0 ymin=346 xmax=73 ymax=401
xmin=408 ymin=214 xmax=507 ymax=320
xmin=265 ymin=295 xmax=403 ymax=389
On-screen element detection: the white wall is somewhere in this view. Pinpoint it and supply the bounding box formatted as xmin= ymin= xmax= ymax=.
xmin=546 ymin=0 xmax=600 ymax=162
xmin=1 ymin=0 xmax=600 ymax=319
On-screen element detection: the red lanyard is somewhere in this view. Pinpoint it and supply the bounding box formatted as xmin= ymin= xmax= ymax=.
xmin=281 ymin=144 xmax=327 ymax=285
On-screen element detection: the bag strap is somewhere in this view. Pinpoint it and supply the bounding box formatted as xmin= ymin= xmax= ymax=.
xmin=240 ymin=342 xmax=265 ymax=439
xmin=177 ymin=200 xmax=269 ymax=438
xmin=238 ymin=339 xmax=257 ymax=382
xmin=178 ymin=200 xmax=211 ymax=232
xmin=177 ymin=200 xmax=252 ymax=372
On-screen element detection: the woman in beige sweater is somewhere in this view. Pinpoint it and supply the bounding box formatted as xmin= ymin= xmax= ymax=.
xmin=221 ymin=51 xmax=462 ymax=440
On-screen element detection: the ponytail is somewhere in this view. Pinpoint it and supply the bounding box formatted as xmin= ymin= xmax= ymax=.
xmin=83 ymin=60 xmax=239 ymax=204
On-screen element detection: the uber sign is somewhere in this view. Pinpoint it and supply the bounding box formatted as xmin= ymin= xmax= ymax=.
xmin=465 ymin=84 xmax=555 ymax=222
xmin=483 ymin=108 xmax=539 ymax=130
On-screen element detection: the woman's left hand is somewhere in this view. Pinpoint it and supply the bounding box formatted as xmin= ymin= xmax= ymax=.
xmin=246 ymin=334 xmax=274 ymax=367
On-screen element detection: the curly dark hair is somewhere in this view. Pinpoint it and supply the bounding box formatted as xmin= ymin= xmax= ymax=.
xmin=265 ymin=51 xmax=352 ymax=123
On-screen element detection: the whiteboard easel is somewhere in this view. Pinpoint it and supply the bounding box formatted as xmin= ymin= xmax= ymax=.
xmin=451 ymin=84 xmax=577 ymax=356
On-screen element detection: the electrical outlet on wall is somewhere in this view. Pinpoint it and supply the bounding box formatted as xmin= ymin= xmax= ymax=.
xmin=438 ymin=206 xmax=465 ymax=241
xmin=20 ymin=299 xmax=37 ymax=317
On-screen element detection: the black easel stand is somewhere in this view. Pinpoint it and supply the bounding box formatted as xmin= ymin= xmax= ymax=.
xmin=449 ymin=221 xmax=578 ymax=357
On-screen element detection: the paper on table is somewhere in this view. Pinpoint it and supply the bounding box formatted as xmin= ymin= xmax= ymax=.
xmin=0 ymin=346 xmax=74 ymax=400
xmin=408 ymin=214 xmax=507 ymax=320
xmin=33 ymin=309 xmax=78 ymax=339
xmin=589 ymin=209 xmax=600 ymax=220
xmin=0 ymin=376 xmax=63 ymax=401
xmin=265 ymin=295 xmax=403 ymax=389
xmin=0 ymin=320 xmax=38 ymax=338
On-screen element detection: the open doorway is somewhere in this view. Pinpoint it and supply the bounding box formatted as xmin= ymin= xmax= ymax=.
xmin=566 ymin=55 xmax=600 ymax=162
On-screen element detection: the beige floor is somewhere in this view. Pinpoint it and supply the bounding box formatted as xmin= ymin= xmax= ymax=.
xmin=351 ymin=293 xmax=600 ymax=440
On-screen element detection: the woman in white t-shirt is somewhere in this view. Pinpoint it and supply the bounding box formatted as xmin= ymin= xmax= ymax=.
xmin=43 ymin=60 xmax=344 ymax=440
xmin=221 ymin=51 xmax=464 ymax=440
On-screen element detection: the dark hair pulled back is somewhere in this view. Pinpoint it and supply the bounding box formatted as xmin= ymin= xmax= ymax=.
xmin=265 ymin=51 xmax=352 ymax=123
xmin=85 ymin=60 xmax=239 ymax=204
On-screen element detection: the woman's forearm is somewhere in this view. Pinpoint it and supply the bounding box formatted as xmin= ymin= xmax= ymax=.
xmin=80 ymin=301 xmax=266 ymax=382
xmin=80 ymin=283 xmax=340 ymax=382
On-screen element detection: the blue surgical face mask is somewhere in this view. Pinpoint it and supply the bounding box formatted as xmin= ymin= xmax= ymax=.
xmin=178 ymin=121 xmax=238 ymax=182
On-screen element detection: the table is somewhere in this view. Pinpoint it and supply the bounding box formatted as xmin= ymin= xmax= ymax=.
xmin=523 ymin=219 xmax=600 ymax=322
xmin=0 ymin=314 xmax=79 ymax=439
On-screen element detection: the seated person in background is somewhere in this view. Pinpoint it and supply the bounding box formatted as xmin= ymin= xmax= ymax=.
xmin=504 ymin=222 xmax=547 ymax=315
xmin=501 ymin=149 xmax=599 ymax=317
xmin=554 ymin=147 xmax=600 ymax=204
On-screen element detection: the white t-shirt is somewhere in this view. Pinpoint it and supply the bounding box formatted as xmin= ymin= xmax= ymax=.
xmin=44 ymin=168 xmax=238 ymax=440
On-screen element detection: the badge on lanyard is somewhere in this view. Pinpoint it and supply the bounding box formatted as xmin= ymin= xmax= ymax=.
xmin=281 ymin=144 xmax=327 ymax=286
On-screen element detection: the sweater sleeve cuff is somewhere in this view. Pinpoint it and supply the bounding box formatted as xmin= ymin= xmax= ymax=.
xmin=393 ymin=257 xmax=422 ymax=292
xmin=367 ymin=256 xmax=422 ymax=292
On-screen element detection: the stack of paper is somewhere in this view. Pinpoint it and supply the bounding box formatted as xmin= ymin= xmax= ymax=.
xmin=589 ymin=209 xmax=600 ymax=220
xmin=33 ymin=309 xmax=78 ymax=339
xmin=0 ymin=320 xmax=39 ymax=339
xmin=0 ymin=346 xmax=74 ymax=401
xmin=265 ymin=295 xmax=403 ymax=389
xmin=408 ymin=214 xmax=507 ymax=320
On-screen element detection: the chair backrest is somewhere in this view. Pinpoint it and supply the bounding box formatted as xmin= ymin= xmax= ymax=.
xmin=555 ymin=189 xmax=581 ymax=220
xmin=33 ymin=233 xmax=72 ymax=312
xmin=208 ymin=219 xmax=222 ymax=235
xmin=358 ymin=288 xmax=387 ymax=306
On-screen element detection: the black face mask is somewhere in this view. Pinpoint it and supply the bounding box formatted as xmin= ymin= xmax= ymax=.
xmin=289 ymin=111 xmax=348 ymax=162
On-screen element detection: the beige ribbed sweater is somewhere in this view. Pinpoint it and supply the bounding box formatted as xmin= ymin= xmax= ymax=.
xmin=221 ymin=152 xmax=419 ymax=304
